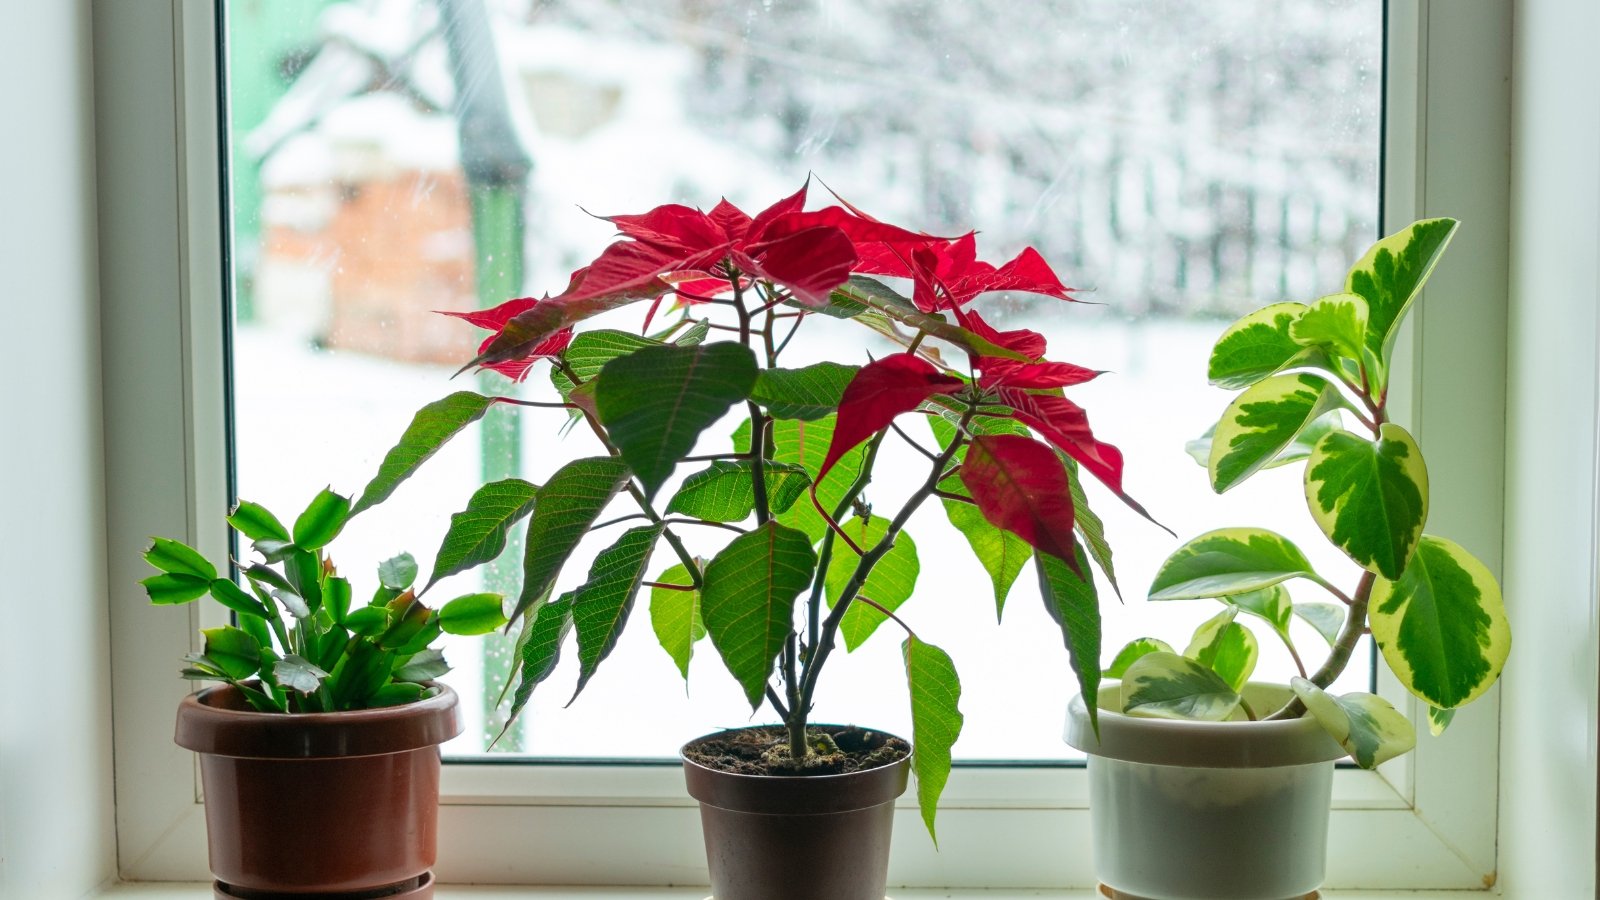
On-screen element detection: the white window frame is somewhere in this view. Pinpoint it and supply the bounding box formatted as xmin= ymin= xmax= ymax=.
xmin=99 ymin=0 xmax=1509 ymax=889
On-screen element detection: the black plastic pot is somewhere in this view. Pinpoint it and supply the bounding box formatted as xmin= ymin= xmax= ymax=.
xmin=681 ymin=725 xmax=911 ymax=900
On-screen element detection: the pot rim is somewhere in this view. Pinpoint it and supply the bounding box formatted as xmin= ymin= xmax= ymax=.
xmin=175 ymin=683 xmax=463 ymax=759
xmin=679 ymin=723 xmax=911 ymax=784
xmin=680 ymin=724 xmax=911 ymax=815
xmin=1066 ymin=681 xmax=1346 ymax=768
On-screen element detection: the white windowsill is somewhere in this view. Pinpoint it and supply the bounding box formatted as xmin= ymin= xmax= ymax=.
xmin=95 ymin=884 xmax=1497 ymax=899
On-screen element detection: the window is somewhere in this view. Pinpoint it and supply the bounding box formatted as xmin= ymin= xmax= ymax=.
xmin=99 ymin=0 xmax=1509 ymax=888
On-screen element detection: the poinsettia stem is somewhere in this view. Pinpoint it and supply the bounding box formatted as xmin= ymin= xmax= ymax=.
xmin=854 ymin=595 xmax=917 ymax=640
xmin=766 ymin=685 xmax=791 ymax=720
xmin=889 ymin=421 xmax=940 ymax=461
xmin=774 ymin=311 xmax=806 ymax=357
xmin=803 ymin=431 xmax=890 ymax=665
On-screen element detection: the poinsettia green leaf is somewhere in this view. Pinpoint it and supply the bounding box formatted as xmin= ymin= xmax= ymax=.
xmin=834 ymin=276 xmax=1031 ymax=361
xmin=293 ymin=487 xmax=351 ymax=551
xmin=501 ymin=598 xmax=575 ymax=736
xmin=1207 ymin=302 xmax=1332 ymax=390
xmin=1295 ymin=602 xmax=1346 ymax=646
xmin=595 ymin=342 xmax=759 ymax=498
xmin=1346 ymin=218 xmax=1459 ymax=384
xmin=550 ymin=330 xmax=659 ymax=399
xmin=1291 ymin=678 xmax=1416 ymax=769
xmin=1186 ymin=411 xmax=1341 ymax=471
xmin=1184 ymin=608 xmax=1259 ymax=693
xmin=144 ymin=538 xmax=217 ymax=580
xmin=903 ymin=635 xmax=963 ymax=844
xmin=1369 ymin=535 xmax=1510 ymax=709
xmin=1289 ymin=292 xmax=1370 ymax=362
xmin=227 ymin=500 xmax=291 ymax=543
xmin=353 ymin=392 xmax=495 ymax=514
xmin=825 ymin=516 xmax=919 ymax=651
xmin=751 ymin=363 xmax=859 ymax=420
xmin=665 ymin=460 xmax=810 ymax=522
xmin=1149 ymin=527 xmax=1321 ymax=601
xmin=1061 ymin=454 xmax=1120 ymax=597
xmin=929 ymin=417 xmax=1031 ymax=617
xmin=569 ymin=525 xmax=663 ymax=701
xmin=515 ymin=456 xmax=631 ymax=623
xmin=735 ymin=415 xmax=868 ymax=543
xmin=1037 ymin=545 xmax=1101 ymax=734
xmin=1227 ymin=584 xmax=1294 ymax=643
xmin=1305 ymin=424 xmax=1429 ymax=579
xmin=201 ymin=626 xmax=263 ymax=681
xmin=1122 ymin=651 xmax=1241 ymax=721
xmin=439 ymin=592 xmax=510 ymax=636
xmin=1210 ymin=373 xmax=1344 ymax=493
xmin=700 ymin=521 xmax=816 ymax=709
xmin=428 ymin=478 xmax=539 ymax=588
xmin=649 ymin=562 xmax=705 ymax=681
xmin=1104 ymin=638 xmax=1174 ymax=679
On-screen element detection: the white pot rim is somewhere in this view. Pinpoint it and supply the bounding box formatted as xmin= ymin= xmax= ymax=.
xmin=1065 ymin=681 xmax=1345 ymax=768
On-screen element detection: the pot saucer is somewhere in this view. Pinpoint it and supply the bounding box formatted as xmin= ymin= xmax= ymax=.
xmin=1098 ymin=885 xmax=1318 ymax=900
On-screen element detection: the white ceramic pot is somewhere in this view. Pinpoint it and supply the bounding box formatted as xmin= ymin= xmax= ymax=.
xmin=1065 ymin=683 xmax=1345 ymax=900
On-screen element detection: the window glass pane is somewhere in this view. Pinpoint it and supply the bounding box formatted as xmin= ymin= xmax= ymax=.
xmin=225 ymin=0 xmax=1382 ymax=760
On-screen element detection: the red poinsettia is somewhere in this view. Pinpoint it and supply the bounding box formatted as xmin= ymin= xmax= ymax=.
xmin=440 ymin=298 xmax=573 ymax=381
xmin=856 ymin=232 xmax=1077 ymax=313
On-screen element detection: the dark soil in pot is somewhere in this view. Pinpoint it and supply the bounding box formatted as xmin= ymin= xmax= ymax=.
xmin=682 ymin=724 xmax=911 ymax=900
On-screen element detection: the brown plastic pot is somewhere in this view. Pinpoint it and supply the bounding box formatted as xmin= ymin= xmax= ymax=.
xmin=175 ymin=684 xmax=462 ymax=898
xmin=681 ymin=725 xmax=911 ymax=900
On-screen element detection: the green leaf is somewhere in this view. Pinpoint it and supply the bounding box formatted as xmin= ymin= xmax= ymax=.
xmin=736 ymin=415 xmax=869 ymax=543
xmin=595 ymin=342 xmax=759 ymax=498
xmin=208 ymin=578 xmax=270 ymax=620
xmin=516 ymin=456 xmax=631 ymax=623
xmin=649 ymin=562 xmax=705 ymax=681
xmin=1295 ymin=602 xmax=1346 ymax=646
xmin=502 ymin=599 xmax=575 ymax=733
xmin=569 ymin=525 xmax=663 ymax=701
xmin=1227 ymin=584 xmax=1294 ymax=643
xmin=323 ymin=576 xmax=352 ymax=625
xmin=227 ymin=500 xmax=291 ymax=543
xmin=391 ymin=615 xmax=443 ymax=657
xmin=238 ymin=611 xmax=275 ymax=654
xmin=142 ymin=572 xmax=211 ymax=605
xmin=251 ymin=539 xmax=297 ymax=564
xmin=1104 ymin=638 xmax=1175 ymax=679
xmin=928 ymin=416 xmax=1031 ymax=615
xmin=1369 ymin=535 xmax=1510 ymax=709
xmin=353 ymin=392 xmax=496 ymax=514
xmin=369 ymin=683 xmax=427 ymax=708
xmin=825 ymin=516 xmax=920 ymax=651
xmin=1186 ymin=412 xmax=1341 ymax=471
xmin=1207 ymin=302 xmax=1327 ymax=390
xmin=1292 ymin=678 xmax=1416 ymax=769
xmin=1184 ymin=608 xmax=1259 ymax=693
xmin=1346 ymin=218 xmax=1459 ymax=382
xmin=344 ymin=606 xmax=390 ymax=637
xmin=1060 ymin=454 xmax=1120 ymax=597
xmin=903 ymin=635 xmax=963 ymax=844
xmin=665 ymin=460 xmax=811 ymax=522
xmin=1149 ymin=528 xmax=1321 ymax=601
xmin=376 ymin=593 xmax=431 ymax=650
xmin=751 ymin=363 xmax=859 ymax=420
xmin=1305 ymin=424 xmax=1429 ymax=579
xmin=701 ymin=521 xmax=816 ymax=709
xmin=293 ymin=487 xmax=351 ymax=550
xmin=1428 ymin=705 xmax=1456 ymax=736
xmin=394 ymin=648 xmax=450 ymax=684
xmin=273 ymin=654 xmax=329 ymax=694
xmin=328 ymin=641 xmax=394 ymax=709
xmin=1037 ymin=546 xmax=1101 ymax=734
xmin=1121 ymin=651 xmax=1241 ymax=721
xmin=378 ymin=553 xmax=419 ymax=591
xmin=1290 ymin=292 xmax=1370 ymax=362
xmin=834 ymin=277 xmax=1031 ymax=361
xmin=201 ymin=626 xmax=263 ymax=681
xmin=439 ymin=593 xmax=509 ymax=636
xmin=144 ymin=538 xmax=217 ymax=580
xmin=551 ymin=330 xmax=660 ymax=399
xmin=428 ymin=478 xmax=539 ymax=587
xmin=283 ymin=549 xmax=323 ymax=614
xmin=1210 ymin=373 xmax=1344 ymax=493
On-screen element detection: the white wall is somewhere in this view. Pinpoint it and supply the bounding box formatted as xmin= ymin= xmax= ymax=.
xmin=0 ymin=0 xmax=118 ymax=897
xmin=1502 ymin=0 xmax=1600 ymax=895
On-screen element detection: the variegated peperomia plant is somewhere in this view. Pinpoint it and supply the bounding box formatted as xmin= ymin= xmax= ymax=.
xmin=378 ymin=181 xmax=1150 ymax=837
xmin=1112 ymin=218 xmax=1511 ymax=769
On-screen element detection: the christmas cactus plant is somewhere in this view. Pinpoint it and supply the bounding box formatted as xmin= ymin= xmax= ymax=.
xmin=378 ymin=181 xmax=1147 ymax=836
xmin=1113 ymin=218 xmax=1511 ymax=767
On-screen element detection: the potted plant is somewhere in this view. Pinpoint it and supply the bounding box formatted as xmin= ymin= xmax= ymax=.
xmin=143 ymin=470 xmax=513 ymax=899
xmin=406 ymin=181 xmax=1147 ymax=899
xmin=1064 ymin=218 xmax=1512 ymax=900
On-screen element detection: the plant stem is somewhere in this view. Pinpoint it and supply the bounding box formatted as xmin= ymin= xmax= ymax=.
xmin=1266 ymin=570 xmax=1376 ymax=720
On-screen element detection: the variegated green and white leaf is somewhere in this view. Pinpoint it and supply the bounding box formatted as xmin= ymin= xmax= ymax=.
xmin=1185 ymin=412 xmax=1341 ymax=472
xmin=1305 ymin=424 xmax=1429 ymax=579
xmin=1227 ymin=584 xmax=1294 ymax=643
xmin=1369 ymin=535 xmax=1510 ymax=709
xmin=1104 ymin=637 xmax=1174 ymax=678
xmin=1295 ymin=602 xmax=1346 ymax=646
xmin=1210 ymin=373 xmax=1344 ymax=493
xmin=1207 ymin=302 xmax=1330 ymax=390
xmin=1345 ymin=217 xmax=1459 ymax=387
xmin=1121 ymin=651 xmax=1241 ymax=721
xmin=1291 ymin=678 xmax=1416 ymax=769
xmin=1184 ymin=608 xmax=1258 ymax=693
xmin=1148 ymin=528 xmax=1322 ymax=601
xmin=1428 ymin=705 xmax=1456 ymax=736
xmin=1289 ymin=292 xmax=1370 ymax=362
